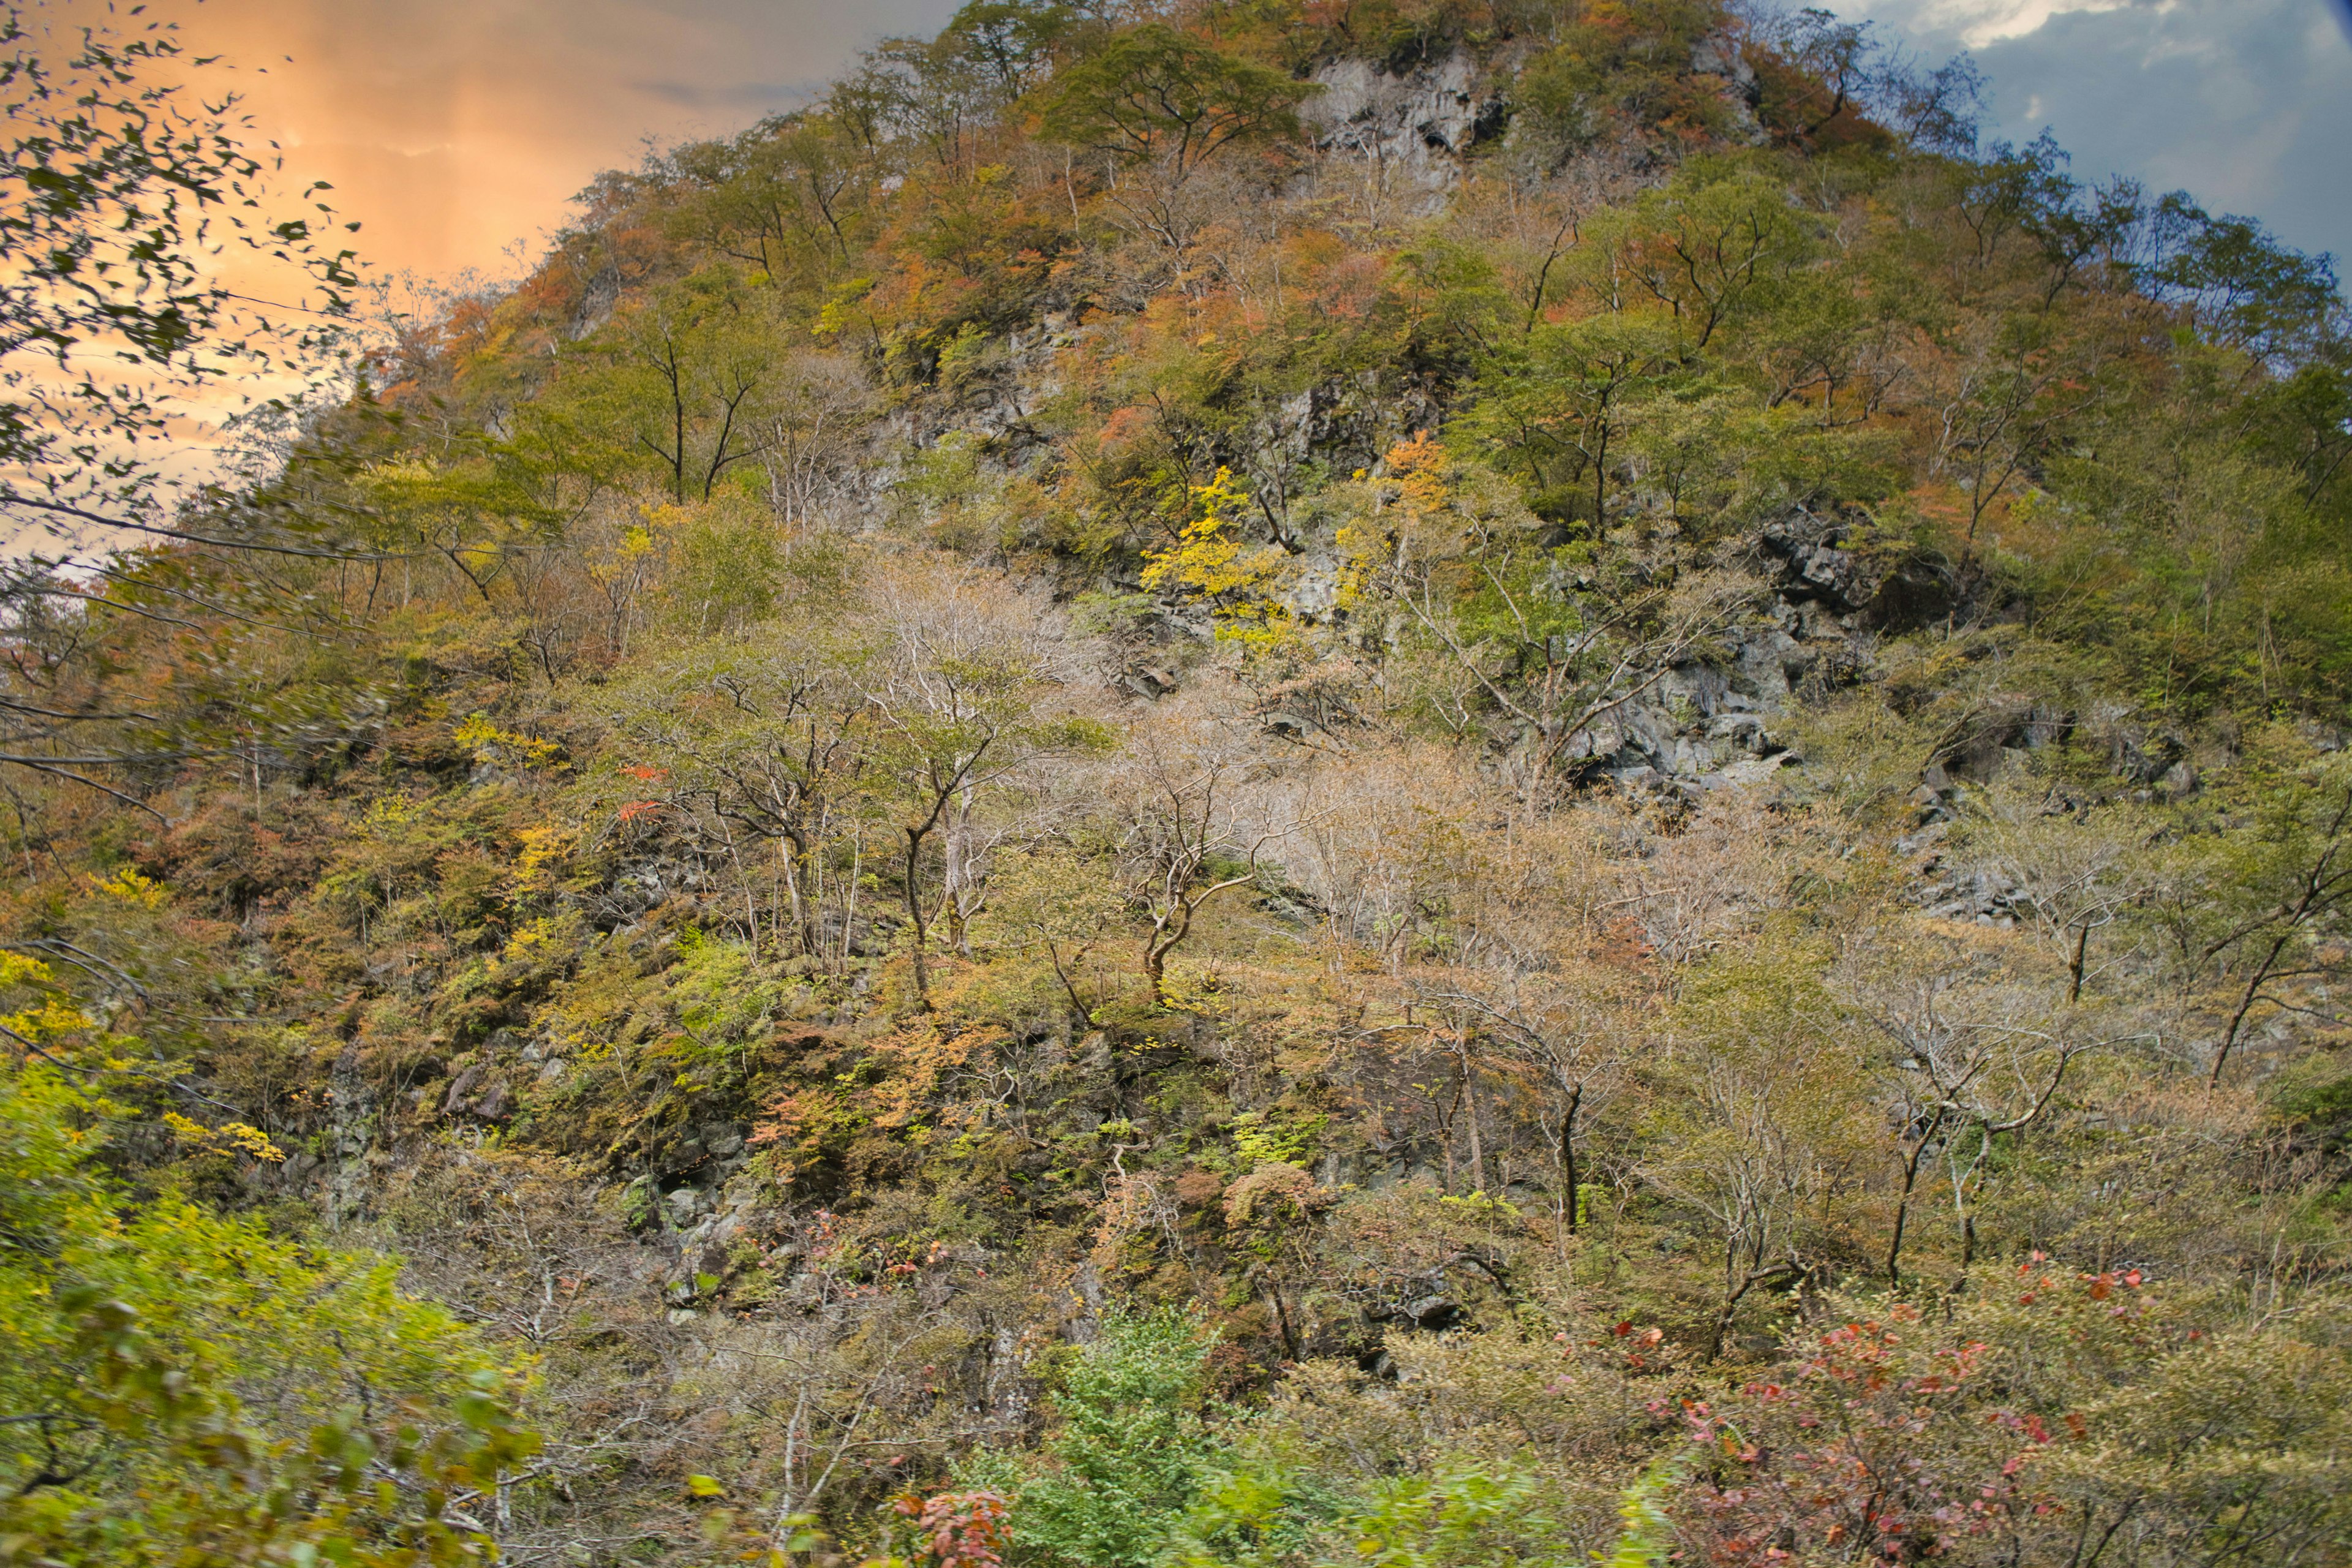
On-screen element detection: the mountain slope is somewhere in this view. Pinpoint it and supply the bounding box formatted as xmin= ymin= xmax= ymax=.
xmin=4 ymin=2 xmax=2351 ymax=1564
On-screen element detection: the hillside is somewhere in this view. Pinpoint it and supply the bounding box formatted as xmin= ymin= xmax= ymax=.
xmin=4 ymin=2 xmax=2351 ymax=1565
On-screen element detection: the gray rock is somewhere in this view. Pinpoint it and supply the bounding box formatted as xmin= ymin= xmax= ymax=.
xmin=1305 ymin=53 xmax=1499 ymax=209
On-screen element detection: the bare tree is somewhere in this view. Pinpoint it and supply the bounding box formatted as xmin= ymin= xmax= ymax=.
xmin=861 ymin=562 xmax=1107 ymax=1005
xmin=1416 ymin=963 xmax=1632 ymax=1254
xmin=1117 ymin=750 xmax=1289 ymax=1007
xmin=1857 ymin=967 xmax=2096 ymax=1286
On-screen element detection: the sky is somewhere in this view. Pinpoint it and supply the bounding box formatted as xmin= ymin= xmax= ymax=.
xmin=1839 ymin=0 xmax=2352 ymax=267
xmin=51 ymin=0 xmax=2352 ymax=285
xmin=83 ymin=0 xmax=967 ymax=287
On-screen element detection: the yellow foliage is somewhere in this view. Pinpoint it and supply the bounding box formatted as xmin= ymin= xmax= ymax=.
xmin=0 ymin=952 xmax=92 ymax=1044
xmin=0 ymin=951 xmax=55 ymax=990
xmin=83 ymin=866 xmax=167 ymax=908
xmin=358 ymin=793 xmax=424 ymax=840
xmin=1140 ymin=467 xmax=1297 ymax=652
xmin=502 ymin=917 xmax=557 ymax=963
xmin=511 ymin=824 xmax=578 ymax=895
xmin=454 ymin=712 xmax=563 ymax=767
xmin=162 ymin=1109 xmax=287 ymax=1163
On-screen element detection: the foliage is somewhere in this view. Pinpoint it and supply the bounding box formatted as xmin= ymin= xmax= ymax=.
xmin=1 ymin=1 xmax=2349 ymax=1562
xmin=0 ymin=1059 xmax=527 ymax=1564
xmin=1142 ymin=467 xmax=1294 ymax=650
xmin=1010 ymin=1306 xmax=1223 ymax=1568
xmin=0 ymin=0 xmax=355 ymax=540
xmin=1038 ymin=24 xmax=1314 ymax=183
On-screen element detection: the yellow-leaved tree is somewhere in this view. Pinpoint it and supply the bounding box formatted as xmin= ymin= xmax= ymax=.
xmin=1141 ymin=467 xmax=1295 ymax=652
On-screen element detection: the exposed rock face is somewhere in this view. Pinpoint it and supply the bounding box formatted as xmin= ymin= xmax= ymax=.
xmin=1562 ymin=631 xmax=1811 ymax=797
xmin=1305 ymin=53 xmax=1504 ymax=209
xmin=1689 ymin=29 xmax=1768 ymax=144
xmin=1758 ymin=510 xmax=1961 ymax=631
xmin=326 ymin=1042 xmax=377 ymax=1226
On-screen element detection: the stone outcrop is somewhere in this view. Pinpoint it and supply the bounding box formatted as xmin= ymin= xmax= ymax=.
xmin=1304 ymin=52 xmax=1506 ymax=211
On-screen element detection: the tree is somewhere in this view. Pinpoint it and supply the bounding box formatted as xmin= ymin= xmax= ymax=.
xmin=1684 ymin=1276 xmax=2352 ymax=1566
xmin=1039 ymin=24 xmax=1313 ymax=252
xmin=0 ymin=1 xmax=369 ymax=804
xmin=2169 ymin=749 xmax=2352 ymax=1088
xmin=1615 ymin=161 xmax=1823 ymax=352
xmin=940 ymin=1 xmax=1084 ymax=100
xmin=0 ymin=0 xmax=356 ymax=549
xmin=604 ymin=611 xmax=875 ymax=958
xmin=1039 ymin=24 xmax=1310 ymax=184
xmin=2144 ymin=192 xmax=2345 ymax=364
xmin=1471 ymin=314 xmax=1683 ymax=526
xmin=1641 ymin=946 xmax=1875 ymax=1359
xmin=562 ymin=267 xmax=796 ymax=504
xmin=859 ymin=562 xmax=1111 ymax=1006
xmin=666 ymin=110 xmax=879 ymax=285
xmin=1117 ymin=747 xmax=1287 ymax=1008
xmin=0 ymin=1055 xmax=533 ymax=1563
xmin=1841 ymin=933 xmax=2100 ymax=1287
xmin=1928 ymin=312 xmax=2103 ymax=556
xmin=968 ymin=843 xmax=1127 ymax=1027
xmin=1011 ymin=1306 xmax=1221 ymax=1568
xmin=1416 ymin=961 xmax=1632 ymax=1250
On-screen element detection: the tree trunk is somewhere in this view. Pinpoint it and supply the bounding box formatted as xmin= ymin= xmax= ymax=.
xmin=1559 ymin=1083 xmax=1584 ymax=1235
xmin=1708 ymin=1262 xmax=1802 ymax=1361
xmin=904 ymin=824 xmax=931 ymax=1008
xmin=1885 ymin=1104 xmax=1946 ymax=1289
xmin=1461 ymin=1048 xmax=1488 ymax=1196
xmin=1142 ymin=940 xmax=1167 ymax=1007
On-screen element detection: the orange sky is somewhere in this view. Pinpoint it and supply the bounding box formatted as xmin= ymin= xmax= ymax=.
xmin=75 ymin=0 xmax=961 ymax=285
xmin=5 ymin=0 xmax=959 ymax=551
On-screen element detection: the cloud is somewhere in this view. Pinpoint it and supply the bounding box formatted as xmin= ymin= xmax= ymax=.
xmin=56 ymin=0 xmax=964 ymax=281
xmin=627 ymin=78 xmax=829 ymax=111
xmin=1887 ymin=0 xmax=2138 ymax=48
xmin=1836 ymin=0 xmax=2352 ymax=265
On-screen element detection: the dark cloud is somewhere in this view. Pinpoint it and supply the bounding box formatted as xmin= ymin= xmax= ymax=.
xmin=1843 ymin=0 xmax=2352 ymax=264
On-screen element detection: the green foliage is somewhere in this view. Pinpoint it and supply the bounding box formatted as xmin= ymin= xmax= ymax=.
xmin=1515 ymin=0 xmax=1734 ymax=148
xmin=0 ymin=1061 xmax=528 ymax=1563
xmin=655 ymin=496 xmax=790 ymax=635
xmin=1038 ymin=24 xmax=1315 ymax=181
xmin=1 ymin=1300 xmax=534 ymax=1568
xmin=1171 ymin=1450 xmax=1579 ymax=1568
xmin=1596 ymin=1452 xmax=1685 ymax=1568
xmin=1226 ymin=1109 xmax=1319 ymax=1170
xmin=552 ymin=265 xmax=800 ymax=503
xmin=1343 ymin=1464 xmax=1575 ymax=1568
xmin=1468 ymin=311 xmax=1684 ymax=523
xmin=1011 ymin=1306 xmax=1223 ymax=1568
